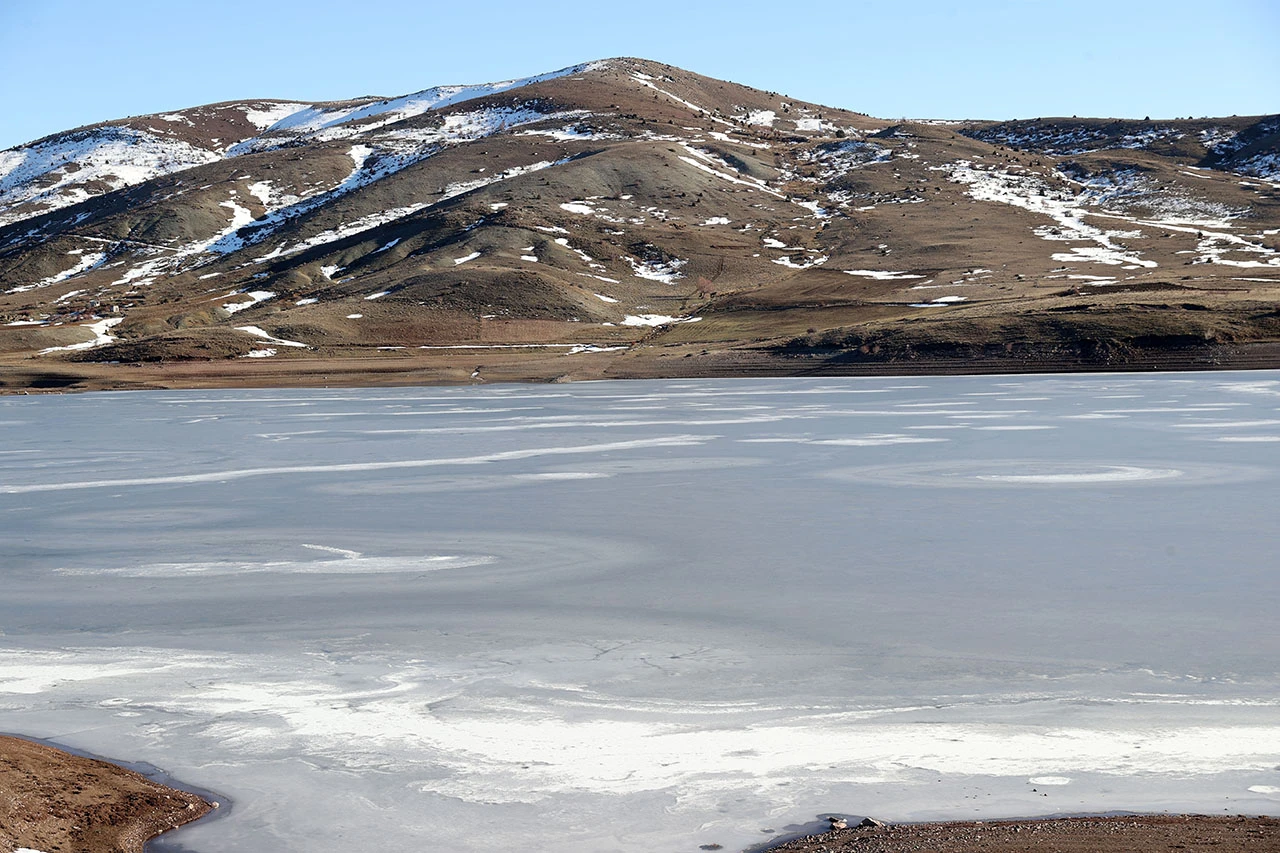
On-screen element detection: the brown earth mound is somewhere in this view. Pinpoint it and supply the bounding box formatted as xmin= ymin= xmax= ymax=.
xmin=0 ymin=735 xmax=214 ymax=853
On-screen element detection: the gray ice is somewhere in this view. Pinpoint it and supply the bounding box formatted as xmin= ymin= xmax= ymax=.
xmin=1 ymin=372 xmax=1279 ymax=853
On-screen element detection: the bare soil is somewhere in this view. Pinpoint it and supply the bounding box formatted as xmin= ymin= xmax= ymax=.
xmin=763 ymin=815 xmax=1280 ymax=853
xmin=4 ymin=337 xmax=1280 ymax=395
xmin=0 ymin=735 xmax=214 ymax=853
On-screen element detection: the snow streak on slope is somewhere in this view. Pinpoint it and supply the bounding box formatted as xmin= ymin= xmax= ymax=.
xmin=1061 ymin=166 xmax=1247 ymax=228
xmin=939 ymin=161 xmax=1157 ymax=268
xmin=0 ymin=128 xmax=220 ymax=227
xmin=677 ymin=144 xmax=784 ymax=198
xmin=966 ymin=123 xmax=1188 ymax=155
xmin=630 ymin=72 xmax=735 ymax=128
xmin=5 ymin=251 xmax=108 ymax=294
xmin=939 ymin=160 xmax=1280 ymax=270
xmin=248 ymin=156 xmax=570 ymax=263
xmin=240 ymin=102 xmax=315 ymax=131
xmin=36 ymin=317 xmax=124 ymax=354
xmin=1236 ymin=153 xmax=1280 ymax=180
xmin=624 ymin=256 xmax=687 ymax=283
xmin=799 ymin=140 xmax=892 ymax=179
xmin=204 ymin=106 xmax=582 ymax=261
xmin=0 ymin=62 xmax=608 ymax=231
xmin=226 ymin=62 xmax=609 ymax=156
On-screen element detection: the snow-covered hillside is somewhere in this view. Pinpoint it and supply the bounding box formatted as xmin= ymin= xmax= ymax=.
xmin=0 ymin=61 xmax=608 ymax=229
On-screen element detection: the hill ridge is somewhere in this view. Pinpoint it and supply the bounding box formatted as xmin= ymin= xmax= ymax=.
xmin=1 ymin=58 xmax=1277 ymax=390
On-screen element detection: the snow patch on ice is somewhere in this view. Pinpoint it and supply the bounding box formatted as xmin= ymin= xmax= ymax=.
xmin=978 ymin=466 xmax=1182 ymax=484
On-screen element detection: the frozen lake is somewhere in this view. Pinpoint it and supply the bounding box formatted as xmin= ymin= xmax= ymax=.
xmin=2 ymin=372 xmax=1279 ymax=853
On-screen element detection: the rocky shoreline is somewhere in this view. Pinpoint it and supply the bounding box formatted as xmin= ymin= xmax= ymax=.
xmin=0 ymin=735 xmax=215 ymax=853
xmin=763 ymin=814 xmax=1280 ymax=853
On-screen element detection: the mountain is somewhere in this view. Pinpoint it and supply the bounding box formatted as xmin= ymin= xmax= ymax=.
xmin=1 ymin=58 xmax=1278 ymax=391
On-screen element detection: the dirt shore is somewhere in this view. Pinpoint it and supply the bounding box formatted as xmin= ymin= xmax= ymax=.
xmin=763 ymin=814 xmax=1280 ymax=853
xmin=5 ymin=337 xmax=1280 ymax=394
xmin=0 ymin=735 xmax=214 ymax=853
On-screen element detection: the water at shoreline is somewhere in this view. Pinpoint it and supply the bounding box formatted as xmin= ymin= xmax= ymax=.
xmin=3 ymin=373 xmax=1279 ymax=852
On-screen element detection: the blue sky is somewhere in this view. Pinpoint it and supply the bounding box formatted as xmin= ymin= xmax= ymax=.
xmin=1 ymin=0 xmax=1276 ymax=150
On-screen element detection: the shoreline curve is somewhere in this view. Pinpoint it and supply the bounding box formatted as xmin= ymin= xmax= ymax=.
xmin=0 ymin=734 xmax=218 ymax=853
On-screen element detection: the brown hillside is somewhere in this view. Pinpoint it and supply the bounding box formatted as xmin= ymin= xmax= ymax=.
xmin=1 ymin=58 xmax=1277 ymax=390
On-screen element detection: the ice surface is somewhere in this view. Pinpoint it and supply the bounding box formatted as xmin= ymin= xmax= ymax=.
xmin=976 ymin=465 xmax=1181 ymax=483
xmin=1 ymin=373 xmax=1278 ymax=853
